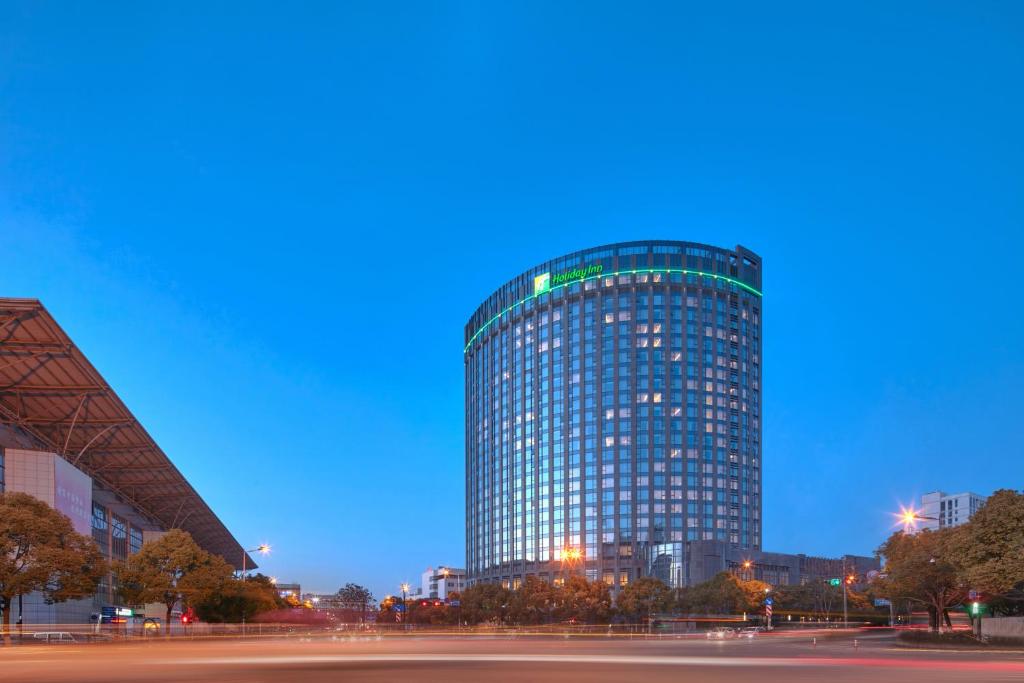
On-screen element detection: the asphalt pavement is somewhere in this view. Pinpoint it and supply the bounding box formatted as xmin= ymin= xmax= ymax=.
xmin=3 ymin=630 xmax=1024 ymax=682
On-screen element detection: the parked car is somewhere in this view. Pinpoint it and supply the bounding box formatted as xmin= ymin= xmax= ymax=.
xmin=32 ymin=632 xmax=78 ymax=644
xmin=705 ymin=627 xmax=737 ymax=640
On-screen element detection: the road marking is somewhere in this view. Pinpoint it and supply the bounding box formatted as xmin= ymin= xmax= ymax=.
xmin=162 ymin=653 xmax=1024 ymax=672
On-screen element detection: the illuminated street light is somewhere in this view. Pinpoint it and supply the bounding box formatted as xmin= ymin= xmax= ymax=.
xmin=241 ymin=543 xmax=272 ymax=581
xmin=400 ymin=583 xmax=411 ymax=629
xmin=240 ymin=543 xmax=272 ymax=634
xmin=895 ymin=505 xmax=937 ymax=532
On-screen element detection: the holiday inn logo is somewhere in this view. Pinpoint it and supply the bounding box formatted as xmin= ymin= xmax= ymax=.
xmin=533 ymin=272 xmax=551 ymax=295
xmin=534 ymin=264 xmax=604 ymax=295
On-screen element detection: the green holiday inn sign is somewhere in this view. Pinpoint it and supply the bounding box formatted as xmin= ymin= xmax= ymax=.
xmin=533 ymin=264 xmax=604 ymax=295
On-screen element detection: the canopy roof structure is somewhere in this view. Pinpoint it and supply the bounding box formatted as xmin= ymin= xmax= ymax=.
xmin=0 ymin=298 xmax=253 ymax=570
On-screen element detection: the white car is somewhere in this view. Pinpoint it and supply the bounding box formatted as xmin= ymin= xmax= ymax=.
xmin=738 ymin=626 xmax=764 ymax=638
xmin=706 ymin=627 xmax=737 ymax=640
xmin=32 ymin=632 xmax=78 ymax=644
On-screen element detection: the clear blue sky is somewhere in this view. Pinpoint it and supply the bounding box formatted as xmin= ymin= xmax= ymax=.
xmin=2 ymin=2 xmax=1022 ymax=599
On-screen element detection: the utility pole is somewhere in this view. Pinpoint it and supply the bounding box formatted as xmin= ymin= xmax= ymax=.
xmin=842 ymin=558 xmax=849 ymax=629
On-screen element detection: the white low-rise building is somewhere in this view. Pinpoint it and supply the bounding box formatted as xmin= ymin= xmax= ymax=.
xmin=420 ymin=566 xmax=467 ymax=600
xmin=920 ymin=491 xmax=986 ymax=530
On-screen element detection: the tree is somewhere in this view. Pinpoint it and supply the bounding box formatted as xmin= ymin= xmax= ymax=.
xmin=407 ymin=598 xmax=452 ymax=625
xmin=376 ymin=594 xmax=399 ymax=623
xmin=876 ymin=528 xmax=965 ymax=632
xmin=508 ymin=576 xmax=556 ymax=625
xmin=676 ymin=572 xmax=750 ymax=614
xmin=459 ymin=582 xmax=511 ymax=625
xmin=337 ymin=583 xmax=375 ymax=623
xmin=193 ymin=573 xmax=283 ymax=623
xmin=617 ymin=576 xmax=672 ymax=623
xmin=949 ymin=490 xmax=1024 ymax=598
xmin=115 ymin=528 xmax=233 ymax=628
xmin=553 ymin=576 xmax=612 ymax=624
xmin=736 ymin=577 xmax=772 ymax=612
xmin=0 ymin=492 xmax=107 ymax=644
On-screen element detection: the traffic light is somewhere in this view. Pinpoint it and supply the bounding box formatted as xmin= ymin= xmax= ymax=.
xmin=829 ymin=578 xmax=841 ymax=586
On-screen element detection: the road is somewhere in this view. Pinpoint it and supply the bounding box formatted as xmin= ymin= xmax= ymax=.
xmin=3 ymin=630 xmax=1024 ymax=682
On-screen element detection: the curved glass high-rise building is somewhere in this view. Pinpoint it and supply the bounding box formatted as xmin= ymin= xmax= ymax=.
xmin=465 ymin=241 xmax=762 ymax=590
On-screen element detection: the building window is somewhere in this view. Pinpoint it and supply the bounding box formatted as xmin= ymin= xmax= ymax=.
xmin=111 ymin=514 xmax=128 ymax=560
xmin=129 ymin=527 xmax=143 ymax=555
xmin=92 ymin=503 xmax=109 ymax=555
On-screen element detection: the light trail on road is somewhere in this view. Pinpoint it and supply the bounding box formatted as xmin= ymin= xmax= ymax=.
xmin=161 ymin=652 xmax=1024 ymax=673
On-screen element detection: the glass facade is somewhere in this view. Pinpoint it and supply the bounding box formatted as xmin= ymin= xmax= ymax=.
xmin=465 ymin=241 xmax=762 ymax=588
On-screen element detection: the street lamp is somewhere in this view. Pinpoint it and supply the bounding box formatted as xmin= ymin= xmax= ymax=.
xmin=895 ymin=505 xmax=938 ymax=532
xmin=400 ymin=583 xmax=410 ymax=629
xmin=239 ymin=543 xmax=270 ymax=636
xmin=241 ymin=543 xmax=271 ymax=581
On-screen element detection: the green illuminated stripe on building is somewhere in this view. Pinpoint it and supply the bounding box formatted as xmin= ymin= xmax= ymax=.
xmin=464 ymin=268 xmax=762 ymax=353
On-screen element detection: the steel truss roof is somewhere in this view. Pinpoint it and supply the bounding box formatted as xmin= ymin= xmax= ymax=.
xmin=0 ymin=298 xmax=254 ymax=570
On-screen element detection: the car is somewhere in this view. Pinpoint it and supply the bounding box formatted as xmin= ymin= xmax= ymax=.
xmin=32 ymin=632 xmax=78 ymax=644
xmin=705 ymin=627 xmax=737 ymax=640
xmin=738 ymin=626 xmax=764 ymax=638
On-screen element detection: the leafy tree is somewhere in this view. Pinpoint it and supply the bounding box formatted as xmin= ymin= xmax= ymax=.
xmin=338 ymin=583 xmax=375 ymax=623
xmin=376 ymin=594 xmax=399 ymax=623
xmin=676 ymin=572 xmax=750 ymax=614
xmin=772 ymin=583 xmax=817 ymax=614
xmin=459 ymin=582 xmax=511 ymax=625
xmin=736 ymin=577 xmax=772 ymax=611
xmin=115 ymin=528 xmax=233 ymax=628
xmin=193 ymin=573 xmax=283 ymax=623
xmin=508 ymin=576 xmax=555 ymax=625
xmin=772 ymin=580 xmax=875 ymax=621
xmin=876 ymin=528 xmax=965 ymax=632
xmin=949 ymin=490 xmax=1024 ymax=598
xmin=407 ymin=598 xmax=453 ymax=625
xmin=553 ymin=576 xmax=612 ymax=624
xmin=617 ymin=576 xmax=672 ymax=623
xmin=0 ymin=492 xmax=107 ymax=644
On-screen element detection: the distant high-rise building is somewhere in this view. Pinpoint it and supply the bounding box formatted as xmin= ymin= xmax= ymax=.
xmin=465 ymin=241 xmax=762 ymax=589
xmin=920 ymin=491 xmax=986 ymax=530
